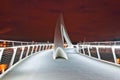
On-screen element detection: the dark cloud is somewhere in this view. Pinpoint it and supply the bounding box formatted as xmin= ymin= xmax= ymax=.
xmin=47 ymin=9 xmax=62 ymax=13
xmin=0 ymin=0 xmax=120 ymax=42
xmin=111 ymin=10 xmax=120 ymax=16
xmin=74 ymin=5 xmax=96 ymax=13
xmin=0 ymin=27 xmax=12 ymax=34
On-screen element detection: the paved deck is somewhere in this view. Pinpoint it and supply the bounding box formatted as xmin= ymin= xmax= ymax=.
xmin=0 ymin=48 xmax=120 ymax=80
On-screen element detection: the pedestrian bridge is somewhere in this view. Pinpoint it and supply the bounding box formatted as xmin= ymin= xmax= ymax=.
xmin=0 ymin=15 xmax=120 ymax=80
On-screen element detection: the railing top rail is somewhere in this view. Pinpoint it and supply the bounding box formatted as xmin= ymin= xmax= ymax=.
xmin=0 ymin=39 xmax=49 ymax=43
xmin=79 ymin=40 xmax=120 ymax=43
xmin=78 ymin=41 xmax=120 ymax=46
xmin=0 ymin=39 xmax=54 ymax=48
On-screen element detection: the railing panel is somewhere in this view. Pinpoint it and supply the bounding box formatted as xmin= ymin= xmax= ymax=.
xmin=99 ymin=48 xmax=114 ymax=62
xmin=32 ymin=46 xmax=36 ymax=53
xmin=41 ymin=45 xmax=43 ymax=50
xmin=84 ymin=48 xmax=89 ymax=55
xmin=28 ymin=46 xmax=33 ymax=56
xmin=22 ymin=47 xmax=28 ymax=59
xmin=0 ymin=40 xmax=54 ymax=74
xmin=13 ymin=48 xmax=22 ymax=64
xmin=26 ymin=46 xmax=30 ymax=57
xmin=77 ymin=41 xmax=120 ymax=65
xmin=37 ymin=46 xmax=40 ymax=52
xmin=0 ymin=48 xmax=14 ymax=67
xmin=90 ymin=47 xmax=98 ymax=58
xmin=9 ymin=48 xmax=17 ymax=67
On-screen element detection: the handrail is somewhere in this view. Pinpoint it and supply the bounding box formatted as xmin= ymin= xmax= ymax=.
xmin=0 ymin=40 xmax=54 ymax=74
xmin=77 ymin=41 xmax=120 ymax=65
xmin=79 ymin=41 xmax=120 ymax=45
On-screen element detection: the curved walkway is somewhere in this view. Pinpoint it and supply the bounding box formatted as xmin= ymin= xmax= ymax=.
xmin=1 ymin=48 xmax=120 ymax=80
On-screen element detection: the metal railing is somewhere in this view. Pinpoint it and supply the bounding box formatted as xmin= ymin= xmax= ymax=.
xmin=77 ymin=41 xmax=120 ymax=65
xmin=0 ymin=40 xmax=54 ymax=74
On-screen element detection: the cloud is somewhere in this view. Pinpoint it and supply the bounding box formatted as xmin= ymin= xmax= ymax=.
xmin=0 ymin=27 xmax=12 ymax=34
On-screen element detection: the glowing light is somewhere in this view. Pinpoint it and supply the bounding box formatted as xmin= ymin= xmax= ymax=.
xmin=0 ymin=64 xmax=7 ymax=73
xmin=116 ymin=58 xmax=120 ymax=64
xmin=3 ymin=41 xmax=6 ymax=48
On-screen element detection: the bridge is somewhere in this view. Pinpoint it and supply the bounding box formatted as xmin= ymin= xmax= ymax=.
xmin=0 ymin=15 xmax=120 ymax=80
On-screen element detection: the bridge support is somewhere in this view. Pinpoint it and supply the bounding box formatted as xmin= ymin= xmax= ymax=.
xmin=53 ymin=14 xmax=73 ymax=60
xmin=53 ymin=47 xmax=68 ymax=60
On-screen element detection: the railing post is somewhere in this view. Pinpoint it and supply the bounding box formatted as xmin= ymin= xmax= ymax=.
xmin=87 ymin=46 xmax=91 ymax=57
xmin=42 ymin=45 xmax=44 ymax=50
xmin=45 ymin=44 xmax=48 ymax=50
xmin=31 ymin=45 xmax=34 ymax=54
xmin=76 ymin=44 xmax=79 ymax=53
xmin=48 ymin=44 xmax=50 ymax=49
xmin=43 ymin=45 xmax=45 ymax=50
xmin=111 ymin=46 xmax=117 ymax=64
xmin=96 ymin=47 xmax=101 ymax=60
xmin=49 ymin=45 xmax=50 ymax=49
xmin=47 ymin=45 xmax=49 ymax=50
xmin=9 ymin=47 xmax=17 ymax=67
xmin=82 ymin=45 xmax=86 ymax=55
xmin=52 ymin=45 xmax=54 ymax=49
xmin=21 ymin=42 xmax=23 ymax=46
xmin=44 ymin=44 xmax=46 ymax=50
xmin=79 ymin=45 xmax=82 ymax=53
xmin=0 ymin=48 xmax=4 ymax=62
xmin=19 ymin=47 xmax=25 ymax=60
xmin=26 ymin=46 xmax=30 ymax=57
xmin=12 ymin=42 xmax=15 ymax=47
xmin=39 ymin=45 xmax=41 ymax=51
xmin=35 ymin=45 xmax=38 ymax=53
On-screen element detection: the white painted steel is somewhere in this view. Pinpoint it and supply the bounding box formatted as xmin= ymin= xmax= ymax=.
xmin=25 ymin=46 xmax=30 ymax=57
xmin=96 ymin=47 xmax=101 ymax=60
xmin=0 ymin=40 xmax=54 ymax=75
xmin=0 ymin=48 xmax=4 ymax=62
xmin=39 ymin=45 xmax=41 ymax=51
xmin=111 ymin=47 xmax=117 ymax=64
xmin=35 ymin=45 xmax=38 ymax=52
xmin=87 ymin=46 xmax=91 ymax=56
xmin=53 ymin=47 xmax=68 ymax=60
xmin=31 ymin=46 xmax=34 ymax=54
xmin=9 ymin=47 xmax=17 ymax=67
xmin=19 ymin=47 xmax=25 ymax=60
xmin=0 ymin=49 xmax=120 ymax=80
xmin=78 ymin=41 xmax=120 ymax=64
xmin=82 ymin=46 xmax=86 ymax=55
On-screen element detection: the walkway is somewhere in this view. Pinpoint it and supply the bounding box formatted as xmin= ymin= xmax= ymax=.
xmin=1 ymin=48 xmax=120 ymax=80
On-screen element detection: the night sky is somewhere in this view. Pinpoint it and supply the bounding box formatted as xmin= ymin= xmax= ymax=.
xmin=0 ymin=0 xmax=120 ymax=43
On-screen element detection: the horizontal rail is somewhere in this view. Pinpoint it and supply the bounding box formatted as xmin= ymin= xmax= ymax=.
xmin=77 ymin=41 xmax=120 ymax=65
xmin=79 ymin=41 xmax=120 ymax=46
xmin=0 ymin=40 xmax=54 ymax=74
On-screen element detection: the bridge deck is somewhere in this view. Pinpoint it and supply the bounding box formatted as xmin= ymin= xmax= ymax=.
xmin=0 ymin=48 xmax=120 ymax=80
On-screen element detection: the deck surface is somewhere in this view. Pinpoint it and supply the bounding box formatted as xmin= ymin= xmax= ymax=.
xmin=1 ymin=48 xmax=120 ymax=80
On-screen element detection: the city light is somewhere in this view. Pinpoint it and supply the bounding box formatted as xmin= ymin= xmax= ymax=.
xmin=0 ymin=64 xmax=7 ymax=73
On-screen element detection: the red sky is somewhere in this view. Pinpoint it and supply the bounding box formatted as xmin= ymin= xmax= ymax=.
xmin=0 ymin=0 xmax=120 ymax=43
